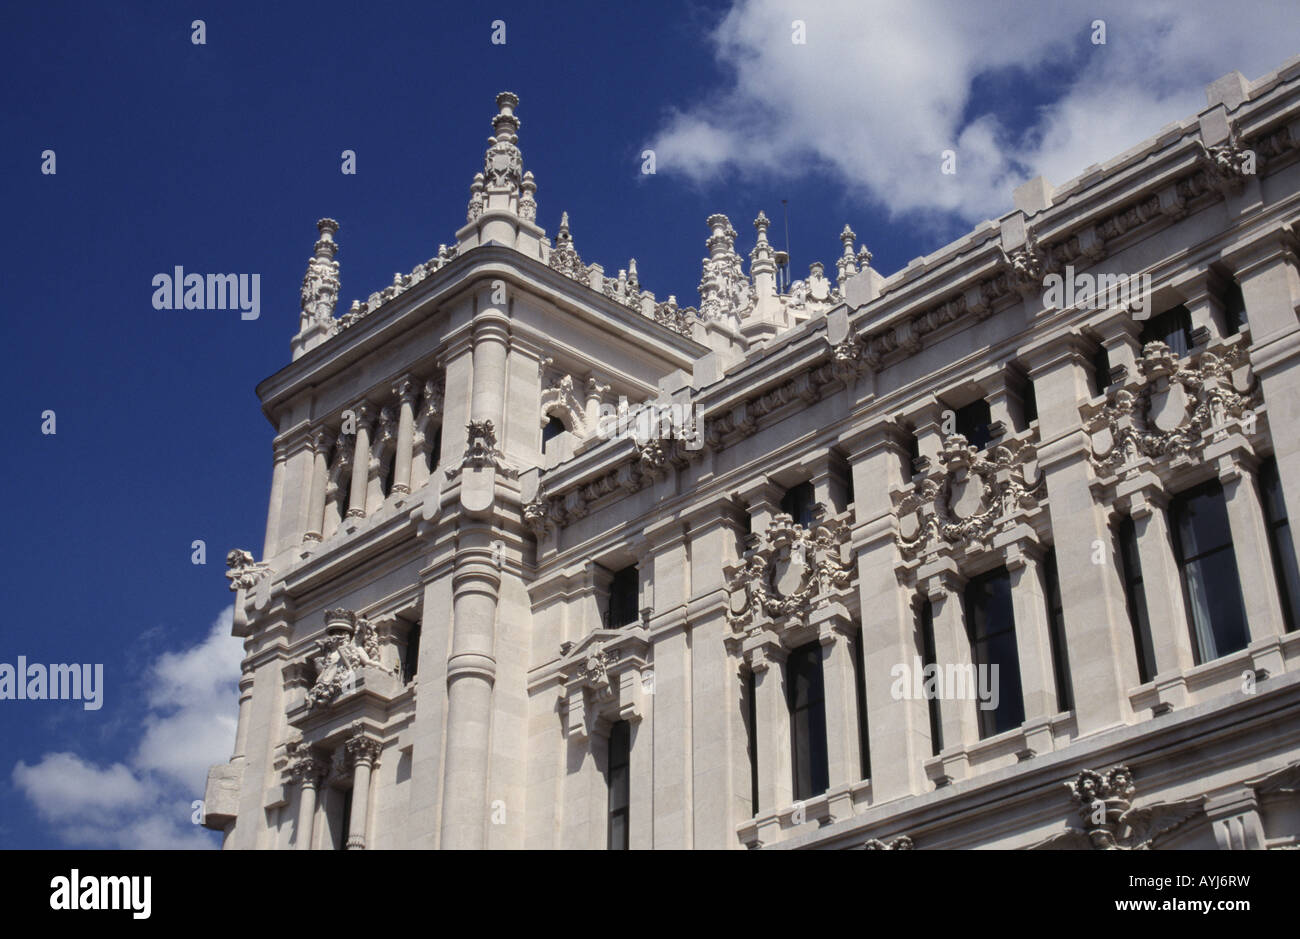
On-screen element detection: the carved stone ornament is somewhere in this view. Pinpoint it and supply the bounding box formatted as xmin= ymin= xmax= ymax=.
xmin=540 ymin=374 xmax=586 ymax=436
xmin=579 ymin=650 xmax=615 ymax=701
xmin=1030 ymin=765 xmax=1205 ymax=850
xmin=225 ymin=549 xmax=271 ymax=592
xmin=304 ymin=609 xmax=396 ymax=710
xmin=1083 ymin=341 xmax=1254 ymax=479
xmin=726 ymin=510 xmax=853 ymax=632
xmin=698 ymin=214 xmax=755 ymax=327
xmin=300 ymin=218 xmax=341 ymax=328
xmin=893 ymin=434 xmax=1043 ymax=561
xmin=548 ymin=211 xmax=587 ymax=282
xmin=1004 ymin=238 xmax=1046 ymax=297
xmin=286 ymin=739 xmax=327 ymax=784
xmin=1196 ymin=133 xmax=1254 ymax=195
xmin=446 ymin=419 xmax=518 ymax=480
xmin=859 ymin=835 xmax=914 ymax=850
xmin=559 ymin=629 xmax=651 ymax=741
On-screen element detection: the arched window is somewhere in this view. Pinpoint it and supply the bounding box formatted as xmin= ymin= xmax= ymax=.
xmin=541 ymin=415 xmax=566 ymax=455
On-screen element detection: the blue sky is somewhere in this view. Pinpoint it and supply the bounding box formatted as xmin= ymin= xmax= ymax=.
xmin=1 ymin=1 xmax=1296 ymax=848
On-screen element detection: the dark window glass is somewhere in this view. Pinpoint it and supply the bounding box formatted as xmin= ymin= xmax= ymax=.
xmin=906 ymin=432 xmax=921 ymax=475
xmin=606 ymin=566 xmax=638 ymax=628
xmin=1020 ymin=378 xmax=1038 ymax=428
xmin=1041 ymin=550 xmax=1074 ymax=712
xmin=787 ymin=642 xmax=829 ymax=800
xmin=954 ymin=399 xmax=993 ymax=450
xmin=1170 ymin=481 xmax=1249 ymax=662
xmin=851 ymin=626 xmax=870 ymax=780
xmin=1091 ymin=344 xmax=1112 ymax=396
xmin=1222 ymin=279 xmax=1247 ymax=336
xmin=781 ymin=481 xmax=816 ymax=527
xmin=964 ymin=568 xmax=1025 ymax=738
xmin=402 ymin=619 xmax=421 ymax=683
xmin=427 ymin=426 xmax=442 ymax=472
xmin=1117 ymin=517 xmax=1157 ymax=683
xmin=541 ymin=415 xmax=565 ymax=454
xmin=606 ymin=721 xmax=630 ymax=850
xmin=337 ymin=788 xmax=352 ymax=851
xmin=918 ymin=597 xmax=943 ymax=755
xmin=382 ymin=454 xmax=396 ymax=496
xmin=745 ymin=668 xmax=758 ymax=815
xmin=1140 ymin=305 xmax=1193 ymax=357
xmin=1259 ymin=458 xmax=1300 ymax=631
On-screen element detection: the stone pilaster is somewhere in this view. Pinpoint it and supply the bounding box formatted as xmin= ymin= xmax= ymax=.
xmin=344 ymin=734 xmax=382 ymax=850
xmin=1119 ymin=478 xmax=1193 ymax=707
xmin=346 ymin=402 xmax=373 ymax=518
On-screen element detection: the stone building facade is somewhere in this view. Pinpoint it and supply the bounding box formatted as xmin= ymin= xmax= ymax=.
xmin=206 ymin=64 xmax=1300 ymax=850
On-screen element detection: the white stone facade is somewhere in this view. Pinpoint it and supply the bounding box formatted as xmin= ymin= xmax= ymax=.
xmin=207 ymin=67 xmax=1300 ymax=850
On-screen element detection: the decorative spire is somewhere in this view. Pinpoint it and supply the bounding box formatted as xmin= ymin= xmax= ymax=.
xmin=482 ymin=92 xmax=524 ymax=195
xmin=750 ymin=211 xmax=776 ymax=277
xmin=699 ymin=213 xmax=751 ymax=326
xmin=837 ymin=224 xmax=859 ymax=285
xmin=548 ymin=211 xmax=586 ymax=281
xmin=463 ymin=92 xmax=529 ymax=228
xmin=520 ymin=170 xmax=537 ymax=221
xmin=300 ymin=218 xmax=340 ymax=328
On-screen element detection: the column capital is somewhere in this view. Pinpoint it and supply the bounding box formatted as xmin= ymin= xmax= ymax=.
xmin=392 ymin=374 xmax=421 ymax=403
xmin=344 ymin=733 xmax=383 ymax=769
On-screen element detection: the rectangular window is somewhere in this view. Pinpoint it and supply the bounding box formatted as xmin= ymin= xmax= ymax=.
xmin=787 ymin=641 xmax=829 ymax=800
xmin=1258 ymin=458 xmax=1300 ymax=631
xmin=964 ymin=568 xmax=1025 ymax=738
xmin=1140 ymin=305 xmax=1193 ymax=356
xmin=1170 ymin=481 xmax=1249 ymax=662
xmin=336 ymin=788 xmax=352 ymax=851
xmin=1117 ymin=517 xmax=1157 ymax=683
xmin=1041 ymin=550 xmax=1074 ymax=712
xmin=780 ymin=481 xmax=816 ymax=527
xmin=1222 ymin=278 xmax=1247 ymax=336
xmin=606 ymin=720 xmax=630 ymax=850
xmin=1090 ymin=344 xmax=1112 ymax=396
xmin=745 ymin=668 xmax=758 ymax=815
xmin=851 ymin=626 xmax=870 ymax=780
xmin=953 ymin=399 xmax=993 ymax=450
xmin=606 ymin=566 xmax=638 ymax=628
xmin=918 ymin=597 xmax=943 ymax=755
xmin=402 ymin=619 xmax=421 ymax=683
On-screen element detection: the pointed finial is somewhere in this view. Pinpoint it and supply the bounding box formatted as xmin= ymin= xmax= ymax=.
xmin=840 ymin=224 xmax=857 ymax=252
xmin=314 ymin=218 xmax=340 ymax=259
xmin=754 ymin=211 xmax=771 ymax=241
xmin=857 ymin=246 xmax=873 ymax=269
xmin=494 ymin=91 xmax=521 ymax=138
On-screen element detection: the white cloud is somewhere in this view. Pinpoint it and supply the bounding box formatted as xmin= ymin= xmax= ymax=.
xmin=10 ymin=606 xmax=241 ymax=849
xmin=648 ymin=0 xmax=1300 ymax=224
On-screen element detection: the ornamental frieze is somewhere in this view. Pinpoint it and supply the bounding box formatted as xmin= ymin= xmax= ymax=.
xmin=893 ymin=434 xmax=1043 ymax=562
xmin=1082 ymin=341 xmax=1255 ymax=479
xmin=726 ymin=510 xmax=853 ymax=633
